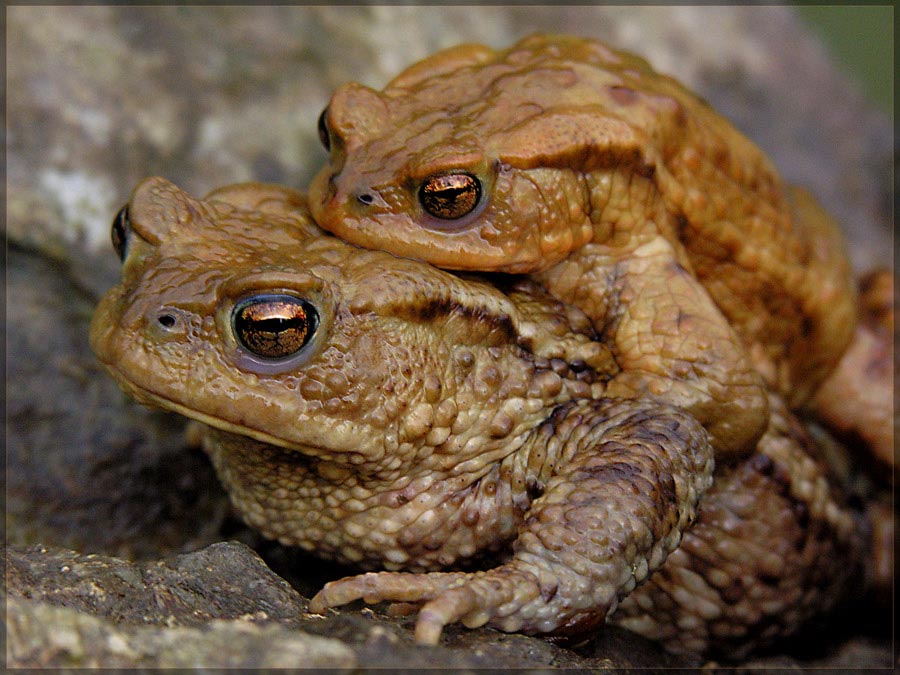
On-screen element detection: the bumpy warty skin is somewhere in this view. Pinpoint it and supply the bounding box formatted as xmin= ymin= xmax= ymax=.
xmin=90 ymin=178 xmax=872 ymax=657
xmin=90 ymin=178 xmax=712 ymax=638
xmin=613 ymin=394 xmax=868 ymax=658
xmin=217 ymin=397 xmax=713 ymax=643
xmin=309 ymin=33 xmax=870 ymax=460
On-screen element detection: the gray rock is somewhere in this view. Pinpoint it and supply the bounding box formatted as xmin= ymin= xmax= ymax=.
xmin=7 ymin=542 xmax=308 ymax=624
xmin=6 ymin=542 xmax=694 ymax=670
xmin=6 ymin=5 xmax=892 ymax=670
xmin=8 ymin=597 xmax=357 ymax=669
xmin=6 ymin=246 xmax=230 ymax=559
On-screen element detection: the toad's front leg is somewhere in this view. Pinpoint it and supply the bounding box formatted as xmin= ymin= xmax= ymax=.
xmin=309 ymin=399 xmax=713 ymax=644
xmin=538 ymin=235 xmax=770 ymax=460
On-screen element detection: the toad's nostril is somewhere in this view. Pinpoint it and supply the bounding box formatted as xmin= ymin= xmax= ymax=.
xmin=352 ymin=190 xmax=387 ymax=209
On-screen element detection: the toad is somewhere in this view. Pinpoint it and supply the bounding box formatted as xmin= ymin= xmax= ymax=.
xmin=310 ymin=34 xmax=890 ymax=464
xmin=90 ymin=178 xmax=869 ymax=657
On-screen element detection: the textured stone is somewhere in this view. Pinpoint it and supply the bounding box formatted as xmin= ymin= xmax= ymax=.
xmin=6 ymin=246 xmax=229 ymax=559
xmin=6 ymin=543 xmax=693 ymax=670
xmin=7 ymin=597 xmax=356 ymax=670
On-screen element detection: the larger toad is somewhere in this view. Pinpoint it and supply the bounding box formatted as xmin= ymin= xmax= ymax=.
xmin=90 ymin=178 xmax=870 ymax=657
xmin=309 ymin=33 xmax=881 ymax=461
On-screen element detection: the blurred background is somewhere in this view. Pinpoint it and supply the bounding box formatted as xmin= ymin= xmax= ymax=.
xmin=798 ymin=5 xmax=892 ymax=115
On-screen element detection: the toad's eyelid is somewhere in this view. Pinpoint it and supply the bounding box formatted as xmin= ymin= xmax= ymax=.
xmin=217 ymin=271 xmax=324 ymax=304
xmin=407 ymin=152 xmax=488 ymax=183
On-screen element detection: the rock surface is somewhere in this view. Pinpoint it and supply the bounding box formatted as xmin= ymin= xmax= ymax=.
xmin=6 ymin=543 xmax=695 ymax=670
xmin=6 ymin=5 xmax=893 ymax=670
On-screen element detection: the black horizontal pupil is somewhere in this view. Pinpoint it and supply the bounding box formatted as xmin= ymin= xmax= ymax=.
xmin=253 ymin=316 xmax=303 ymax=332
xmin=437 ymin=186 xmax=466 ymax=197
xmin=158 ymin=314 xmax=176 ymax=328
xmin=429 ymin=187 xmax=468 ymax=210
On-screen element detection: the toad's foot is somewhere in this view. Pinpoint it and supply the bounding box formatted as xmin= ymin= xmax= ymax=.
xmin=310 ymin=567 xmax=556 ymax=644
xmin=310 ymin=398 xmax=713 ymax=643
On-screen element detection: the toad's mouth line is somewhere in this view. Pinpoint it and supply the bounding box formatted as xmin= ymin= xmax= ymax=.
xmin=106 ymin=366 xmax=318 ymax=454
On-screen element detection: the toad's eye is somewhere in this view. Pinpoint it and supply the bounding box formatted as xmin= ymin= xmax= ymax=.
xmin=317 ymin=108 xmax=331 ymax=152
xmin=232 ymin=294 xmax=318 ymax=360
xmin=111 ymin=205 xmax=131 ymax=261
xmin=419 ymin=173 xmax=481 ymax=220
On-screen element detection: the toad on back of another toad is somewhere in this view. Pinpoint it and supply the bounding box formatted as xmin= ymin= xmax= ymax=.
xmin=310 ymin=33 xmax=868 ymax=460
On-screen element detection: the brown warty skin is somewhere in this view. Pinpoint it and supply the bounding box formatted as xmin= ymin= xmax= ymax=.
xmin=310 ymin=33 xmax=892 ymax=468
xmin=90 ymin=179 xmax=873 ymax=658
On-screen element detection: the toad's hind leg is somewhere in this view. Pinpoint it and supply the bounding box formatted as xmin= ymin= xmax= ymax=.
xmin=612 ymin=394 xmax=869 ymax=658
xmin=309 ymin=398 xmax=713 ymax=644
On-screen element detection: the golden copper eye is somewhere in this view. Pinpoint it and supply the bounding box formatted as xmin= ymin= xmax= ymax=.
xmin=317 ymin=107 xmax=331 ymax=152
xmin=232 ymin=294 xmax=318 ymax=360
xmin=111 ymin=205 xmax=131 ymax=261
xmin=418 ymin=173 xmax=481 ymax=220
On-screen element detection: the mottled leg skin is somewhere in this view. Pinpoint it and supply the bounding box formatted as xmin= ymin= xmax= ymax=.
xmin=309 ymin=399 xmax=714 ymax=644
xmin=813 ymin=268 xmax=895 ymax=475
xmin=612 ymin=394 xmax=869 ymax=659
xmin=538 ymin=236 xmax=770 ymax=459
